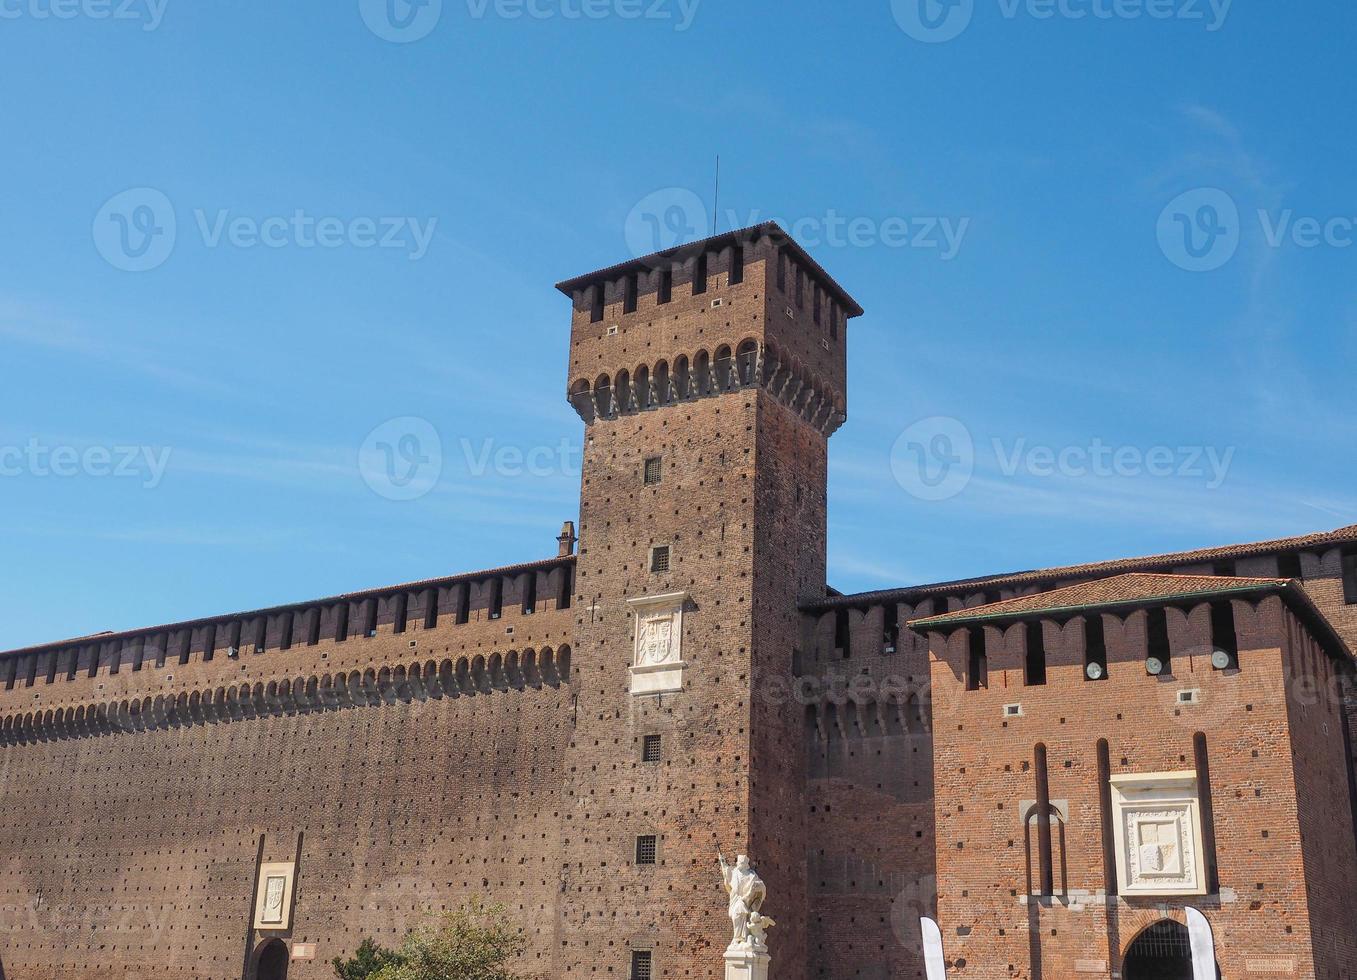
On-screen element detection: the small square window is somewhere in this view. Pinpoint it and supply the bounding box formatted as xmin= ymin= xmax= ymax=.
xmin=631 ymin=950 xmax=653 ymax=980
xmin=635 ymin=835 xmax=658 ymax=865
xmin=644 ymin=457 xmax=662 ymax=485
xmin=642 ymin=734 xmax=662 ymax=762
xmin=650 ymin=546 xmax=670 ymax=574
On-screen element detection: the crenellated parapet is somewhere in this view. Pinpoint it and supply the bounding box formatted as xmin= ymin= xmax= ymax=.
xmin=0 ymin=555 xmax=575 ymax=697
xmin=0 ymin=644 xmax=572 ymax=746
xmin=567 ymin=337 xmax=848 ymax=436
xmin=559 ymin=222 xmax=861 ymax=439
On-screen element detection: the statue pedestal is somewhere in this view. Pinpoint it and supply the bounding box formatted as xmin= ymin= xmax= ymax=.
xmin=724 ymin=946 xmax=770 ymax=980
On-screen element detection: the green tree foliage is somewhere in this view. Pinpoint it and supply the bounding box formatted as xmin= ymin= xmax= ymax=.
xmin=343 ymin=902 xmax=526 ymax=980
xmin=332 ymin=938 xmax=403 ymax=980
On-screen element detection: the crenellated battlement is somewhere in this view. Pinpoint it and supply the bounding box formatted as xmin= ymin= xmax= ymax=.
xmin=0 ymin=554 xmax=575 ymax=698
xmin=559 ymin=223 xmax=862 ymax=437
xmin=0 ymin=643 xmax=572 ymax=747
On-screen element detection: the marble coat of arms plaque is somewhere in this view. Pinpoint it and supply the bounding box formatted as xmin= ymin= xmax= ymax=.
xmin=626 ymin=592 xmax=688 ymax=696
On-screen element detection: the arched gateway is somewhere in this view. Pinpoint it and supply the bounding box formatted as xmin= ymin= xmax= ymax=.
xmin=251 ymin=939 xmax=288 ymax=980
xmin=1123 ymin=919 xmax=1192 ymax=980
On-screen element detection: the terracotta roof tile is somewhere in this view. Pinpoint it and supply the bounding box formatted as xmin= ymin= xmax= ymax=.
xmin=908 ymin=573 xmax=1289 ymax=629
xmin=809 ymin=523 xmax=1357 ymax=612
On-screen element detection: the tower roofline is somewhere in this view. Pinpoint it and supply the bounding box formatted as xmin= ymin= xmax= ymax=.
xmin=555 ymin=221 xmax=866 ymax=318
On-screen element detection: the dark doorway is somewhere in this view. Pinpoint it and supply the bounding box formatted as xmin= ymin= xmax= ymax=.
xmin=1123 ymin=920 xmax=1192 ymax=980
xmin=253 ymin=939 xmax=289 ymax=980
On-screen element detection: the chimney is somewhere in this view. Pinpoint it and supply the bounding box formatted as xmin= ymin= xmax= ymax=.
xmin=557 ymin=521 xmax=577 ymax=557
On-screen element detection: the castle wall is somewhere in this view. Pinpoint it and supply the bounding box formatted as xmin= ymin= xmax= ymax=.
xmin=0 ymin=577 xmax=576 ymax=979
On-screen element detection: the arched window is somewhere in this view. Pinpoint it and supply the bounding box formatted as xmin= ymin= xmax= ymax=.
xmin=673 ymin=356 xmax=690 ymax=400
xmin=736 ymin=340 xmax=758 ymax=386
xmin=634 ymin=365 xmax=651 ymax=409
xmin=713 ymin=345 xmax=733 ymax=391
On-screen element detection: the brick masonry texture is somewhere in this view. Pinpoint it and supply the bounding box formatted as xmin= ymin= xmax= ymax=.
xmin=2 ymin=223 xmax=1356 ymax=979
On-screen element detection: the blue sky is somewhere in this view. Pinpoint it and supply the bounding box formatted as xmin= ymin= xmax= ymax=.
xmin=1 ymin=0 xmax=1354 ymax=649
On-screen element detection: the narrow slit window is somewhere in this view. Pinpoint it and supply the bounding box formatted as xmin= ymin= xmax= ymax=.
xmin=624 ymin=273 xmax=638 ymax=314
xmin=1277 ymin=552 xmax=1303 ymax=580
xmin=693 ymin=253 xmax=708 ymax=295
xmin=835 ymin=608 xmax=851 ymax=658
xmin=813 ymin=283 xmax=821 ymax=324
xmin=1147 ymin=607 xmax=1172 ymax=676
xmin=424 ymin=588 xmax=440 ymax=629
xmin=523 ymin=574 xmax=537 ymax=615
xmin=1210 ymin=600 xmax=1238 ymax=669
xmin=1343 ymin=548 xmax=1357 ymax=605
xmin=829 ymin=301 xmax=840 ymax=340
xmin=795 ymin=267 xmax=804 ymax=308
xmin=882 ymin=604 xmax=900 ymax=654
xmin=1025 ymin=621 xmax=1047 ymax=686
xmin=455 ymin=582 xmax=470 ymax=625
xmin=334 ymin=604 xmax=349 ymax=643
xmin=558 ymin=567 xmax=573 ymax=611
xmin=967 ymin=628 xmax=988 ymax=690
xmin=489 ymin=578 xmax=504 ymax=620
xmin=364 ymin=600 xmax=379 ymax=637
xmin=658 ymin=268 xmax=673 ymax=305
xmin=590 ymin=282 xmax=606 ymax=323
xmin=729 ymin=245 xmax=744 ymax=285
xmin=1084 ymin=616 xmax=1108 ymax=680
xmin=203 ymin=624 xmax=217 ymax=663
xmin=308 ymin=608 xmax=322 ymax=646
xmin=776 ymin=248 xmax=787 ymax=291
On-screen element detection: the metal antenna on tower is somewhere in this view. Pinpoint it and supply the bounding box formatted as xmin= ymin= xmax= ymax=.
xmin=711 ymin=155 xmax=721 ymax=236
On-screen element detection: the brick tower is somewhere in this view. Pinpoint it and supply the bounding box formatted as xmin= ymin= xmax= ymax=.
xmin=554 ymin=223 xmax=863 ymax=979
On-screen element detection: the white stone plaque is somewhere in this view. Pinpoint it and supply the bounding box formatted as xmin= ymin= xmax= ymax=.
xmin=1110 ymin=772 xmax=1207 ymax=897
xmin=253 ymin=862 xmax=297 ymax=930
xmin=627 ymin=592 xmax=688 ymax=696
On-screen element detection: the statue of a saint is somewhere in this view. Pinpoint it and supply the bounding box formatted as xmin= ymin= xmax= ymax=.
xmin=718 ymin=852 xmax=773 ymax=952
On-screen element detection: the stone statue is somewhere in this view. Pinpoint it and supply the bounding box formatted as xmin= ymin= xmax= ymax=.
xmin=718 ymin=852 xmax=773 ymax=953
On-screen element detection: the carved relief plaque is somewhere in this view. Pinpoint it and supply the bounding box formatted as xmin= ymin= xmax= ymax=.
xmin=253 ymin=861 xmax=297 ymax=930
xmin=1110 ymin=772 xmax=1206 ymax=897
xmin=627 ymin=592 xmax=688 ymax=696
